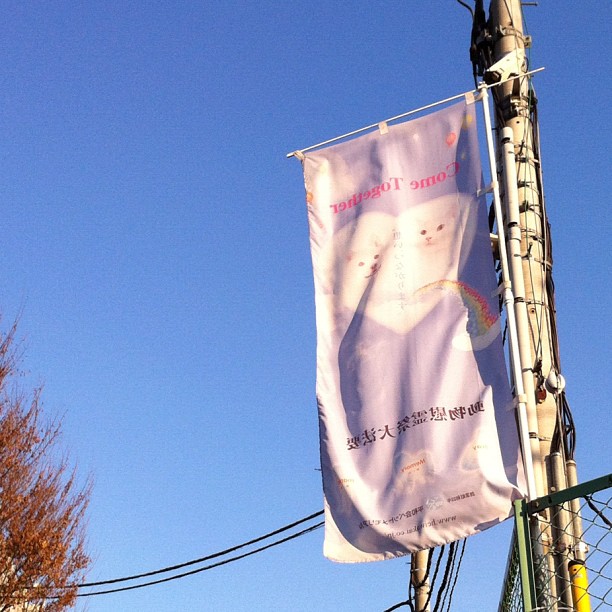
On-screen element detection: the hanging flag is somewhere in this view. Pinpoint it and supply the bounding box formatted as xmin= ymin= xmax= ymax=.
xmin=301 ymin=99 xmax=526 ymax=562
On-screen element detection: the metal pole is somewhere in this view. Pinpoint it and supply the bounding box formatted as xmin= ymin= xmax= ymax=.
xmin=481 ymin=88 xmax=554 ymax=607
xmin=488 ymin=0 xmax=558 ymax=500
xmin=566 ymin=460 xmax=587 ymax=562
xmin=550 ymin=452 xmax=573 ymax=608
xmin=499 ymin=126 xmax=545 ymax=497
xmin=569 ymin=560 xmax=592 ymax=612
xmin=485 ymin=3 xmax=566 ymax=609
xmin=410 ymin=550 xmax=431 ymax=612
xmin=514 ymin=499 xmax=537 ymax=612
xmin=480 ymin=87 xmax=538 ymax=501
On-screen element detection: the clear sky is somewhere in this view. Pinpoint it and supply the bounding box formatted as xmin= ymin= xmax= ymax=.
xmin=1 ymin=2 xmax=609 ymax=611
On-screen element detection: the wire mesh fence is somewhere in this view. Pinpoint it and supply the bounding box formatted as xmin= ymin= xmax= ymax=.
xmin=499 ymin=474 xmax=612 ymax=611
xmin=499 ymin=530 xmax=524 ymax=612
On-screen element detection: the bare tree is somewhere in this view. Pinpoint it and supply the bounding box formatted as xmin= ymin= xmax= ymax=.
xmin=0 ymin=323 xmax=91 ymax=611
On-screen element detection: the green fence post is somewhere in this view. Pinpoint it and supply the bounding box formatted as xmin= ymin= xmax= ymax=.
xmin=514 ymin=498 xmax=537 ymax=611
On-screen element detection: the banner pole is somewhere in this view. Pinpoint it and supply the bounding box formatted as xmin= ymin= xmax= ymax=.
xmin=479 ymin=85 xmax=539 ymax=501
xmin=287 ymin=69 xmax=543 ymax=160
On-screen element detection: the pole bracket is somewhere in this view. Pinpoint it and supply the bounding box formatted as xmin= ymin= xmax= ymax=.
xmin=478 ymin=180 xmax=498 ymax=197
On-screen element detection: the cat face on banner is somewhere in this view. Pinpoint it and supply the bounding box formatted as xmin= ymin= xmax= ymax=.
xmin=328 ymin=194 xmax=476 ymax=334
xmin=408 ymin=202 xmax=458 ymax=253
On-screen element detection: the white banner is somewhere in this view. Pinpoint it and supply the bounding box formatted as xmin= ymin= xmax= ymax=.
xmin=302 ymin=100 xmax=526 ymax=562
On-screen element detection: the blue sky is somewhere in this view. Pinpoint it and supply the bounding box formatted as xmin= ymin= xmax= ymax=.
xmin=1 ymin=2 xmax=609 ymax=610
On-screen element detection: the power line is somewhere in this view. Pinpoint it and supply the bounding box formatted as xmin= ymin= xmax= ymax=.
xmin=77 ymin=521 xmax=324 ymax=598
xmin=443 ymin=538 xmax=466 ymax=612
xmin=77 ymin=509 xmax=323 ymax=589
xmin=383 ymin=539 xmax=467 ymax=612
xmin=455 ymin=0 xmax=474 ymax=18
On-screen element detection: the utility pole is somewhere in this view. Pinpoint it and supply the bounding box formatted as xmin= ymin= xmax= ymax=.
xmin=487 ymin=0 xmax=557 ymax=500
xmin=475 ymin=1 xmax=580 ymax=608
xmin=407 ymin=3 xmax=580 ymax=608
xmin=411 ymin=550 xmax=431 ymax=612
xmin=409 ymin=3 xmax=554 ymax=608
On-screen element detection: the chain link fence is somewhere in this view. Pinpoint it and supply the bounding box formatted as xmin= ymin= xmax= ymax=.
xmin=499 ymin=474 xmax=611 ymax=611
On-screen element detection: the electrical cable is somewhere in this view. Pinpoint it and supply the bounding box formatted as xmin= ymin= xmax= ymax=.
xmin=424 ymin=545 xmax=446 ymax=611
xmin=520 ymin=4 xmax=577 ymax=461
xmin=489 ymin=0 xmax=578 ymax=468
xmin=443 ymin=538 xmax=466 ymax=612
xmin=76 ymin=509 xmax=323 ymax=589
xmin=472 ymin=0 xmax=575 ymax=467
xmin=501 ymin=2 xmax=547 ymax=372
xmin=470 ymin=2 xmax=491 ymax=88
xmin=387 ymin=539 xmax=467 ymax=612
xmin=534 ymin=110 xmax=577 ymax=462
xmin=455 ymin=0 xmax=474 ymax=18
xmin=433 ymin=542 xmax=456 ymax=612
xmin=76 ymin=521 xmax=324 ymax=598
xmin=584 ymin=496 xmax=612 ymax=529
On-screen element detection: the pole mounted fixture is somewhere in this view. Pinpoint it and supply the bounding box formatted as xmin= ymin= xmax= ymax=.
xmin=483 ymin=48 xmax=526 ymax=84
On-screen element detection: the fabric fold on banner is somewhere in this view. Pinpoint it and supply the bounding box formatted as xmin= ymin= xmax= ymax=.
xmin=301 ymin=100 xmax=526 ymax=563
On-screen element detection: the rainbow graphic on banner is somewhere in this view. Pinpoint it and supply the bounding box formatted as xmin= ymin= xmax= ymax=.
xmin=414 ymin=280 xmax=500 ymax=350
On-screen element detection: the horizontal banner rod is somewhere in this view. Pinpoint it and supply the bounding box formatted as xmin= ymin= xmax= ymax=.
xmin=286 ymin=67 xmax=544 ymax=159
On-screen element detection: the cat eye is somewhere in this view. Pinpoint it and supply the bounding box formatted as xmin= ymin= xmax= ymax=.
xmin=437 ymin=224 xmax=444 ymax=231
xmin=420 ymin=230 xmax=427 ymax=235
xmin=359 ymin=254 xmax=379 ymax=266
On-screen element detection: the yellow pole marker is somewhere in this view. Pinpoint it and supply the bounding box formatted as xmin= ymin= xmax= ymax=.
xmin=569 ymin=559 xmax=592 ymax=612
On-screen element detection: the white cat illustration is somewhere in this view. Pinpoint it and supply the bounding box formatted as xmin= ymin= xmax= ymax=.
xmin=329 ymin=194 xmax=477 ymax=334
